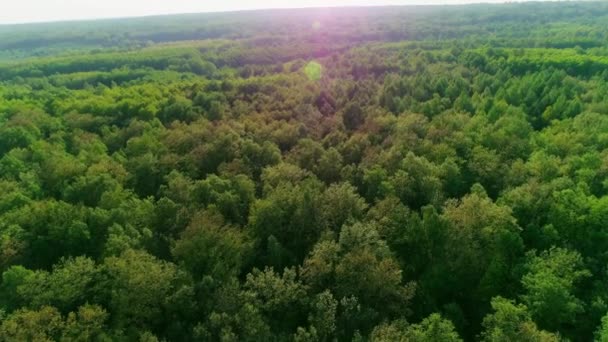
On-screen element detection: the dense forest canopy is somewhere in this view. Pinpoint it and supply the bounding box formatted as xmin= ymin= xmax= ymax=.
xmin=2 ymin=2 xmax=608 ymax=341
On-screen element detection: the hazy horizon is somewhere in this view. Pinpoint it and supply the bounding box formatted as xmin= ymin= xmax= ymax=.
xmin=1 ymin=0 xmax=551 ymax=25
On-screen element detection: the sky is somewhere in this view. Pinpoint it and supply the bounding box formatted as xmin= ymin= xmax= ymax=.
xmin=0 ymin=0 xmax=534 ymax=25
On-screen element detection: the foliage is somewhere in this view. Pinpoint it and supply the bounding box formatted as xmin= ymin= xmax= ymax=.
xmin=2 ymin=2 xmax=608 ymax=340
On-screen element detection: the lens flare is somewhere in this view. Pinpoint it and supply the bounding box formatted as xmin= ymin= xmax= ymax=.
xmin=304 ymin=61 xmax=323 ymax=81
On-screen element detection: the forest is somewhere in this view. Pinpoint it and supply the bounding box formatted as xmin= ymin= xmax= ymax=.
xmin=2 ymin=2 xmax=608 ymax=341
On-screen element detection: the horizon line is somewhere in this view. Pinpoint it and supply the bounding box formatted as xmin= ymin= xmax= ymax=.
xmin=0 ymin=0 xmax=562 ymax=26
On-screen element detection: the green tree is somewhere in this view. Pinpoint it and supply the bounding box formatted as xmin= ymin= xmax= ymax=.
xmin=0 ymin=306 xmax=64 ymax=341
xmin=521 ymin=247 xmax=591 ymax=332
xmin=319 ymin=182 xmax=368 ymax=231
xmin=371 ymin=314 xmax=462 ymax=342
xmin=172 ymin=209 xmax=251 ymax=281
xmin=16 ymin=257 xmax=100 ymax=313
xmin=595 ymin=312 xmax=608 ymax=342
xmin=243 ymin=267 xmax=307 ymax=335
xmin=342 ymin=103 xmax=365 ymax=131
xmin=481 ymin=297 xmax=559 ymax=342
xmin=103 ymin=249 xmax=182 ymax=330
xmin=61 ymin=304 xmax=109 ymax=342
xmin=249 ymin=181 xmax=323 ymax=266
